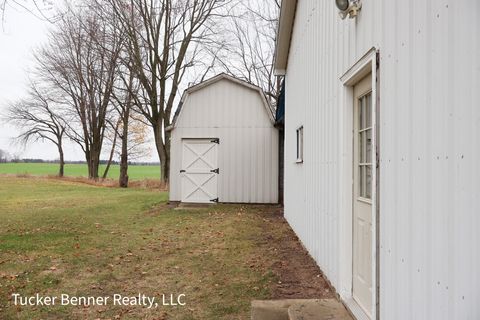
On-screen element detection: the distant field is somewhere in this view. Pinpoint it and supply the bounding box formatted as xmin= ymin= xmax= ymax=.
xmin=0 ymin=163 xmax=160 ymax=180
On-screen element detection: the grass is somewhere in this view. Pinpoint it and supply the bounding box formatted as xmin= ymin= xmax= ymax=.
xmin=0 ymin=176 xmax=282 ymax=319
xmin=0 ymin=163 xmax=160 ymax=181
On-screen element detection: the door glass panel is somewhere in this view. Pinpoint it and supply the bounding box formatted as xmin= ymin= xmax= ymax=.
xmin=366 ymin=129 xmax=372 ymax=164
xmin=359 ymin=97 xmax=365 ymax=130
xmin=366 ymin=166 xmax=372 ymax=199
xmin=359 ymin=131 xmax=364 ymax=163
xmin=366 ymin=94 xmax=372 ymax=128
xmin=359 ymin=166 xmax=365 ymax=197
xmin=358 ymin=92 xmax=373 ymax=200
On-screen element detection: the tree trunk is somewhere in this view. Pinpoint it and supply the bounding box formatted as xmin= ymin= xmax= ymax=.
xmin=89 ymin=146 xmax=100 ymax=180
xmin=85 ymin=147 xmax=91 ymax=178
xmin=119 ymin=103 xmax=130 ymax=188
xmin=102 ymin=127 xmax=119 ymax=180
xmin=160 ymin=157 xmax=169 ymax=184
xmin=163 ymin=130 xmax=170 ymax=184
xmin=153 ymin=123 xmax=169 ymax=184
xmin=119 ymin=117 xmax=129 ymax=188
xmin=101 ymin=146 xmax=114 ymax=180
xmin=89 ymin=159 xmax=99 ymax=180
xmin=85 ymin=145 xmax=100 ymax=180
xmin=58 ymin=144 xmax=64 ymax=177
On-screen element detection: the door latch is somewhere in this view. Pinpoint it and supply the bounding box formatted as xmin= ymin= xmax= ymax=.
xmin=210 ymin=168 xmax=219 ymax=174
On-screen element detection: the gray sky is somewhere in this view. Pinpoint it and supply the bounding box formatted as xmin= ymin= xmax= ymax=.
xmin=0 ymin=4 xmax=84 ymax=161
xmin=0 ymin=3 xmax=156 ymax=162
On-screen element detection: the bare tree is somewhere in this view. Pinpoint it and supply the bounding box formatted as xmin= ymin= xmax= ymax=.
xmin=218 ymin=0 xmax=281 ymax=105
xmin=117 ymin=79 xmax=133 ymax=188
xmin=1 ymin=0 xmax=59 ymax=26
xmin=4 ymin=82 xmax=67 ymax=176
xmin=106 ymin=0 xmax=232 ymax=183
xmin=34 ymin=2 xmax=123 ymax=179
xmin=101 ymin=118 xmax=121 ymax=180
xmin=110 ymin=69 xmax=138 ymax=187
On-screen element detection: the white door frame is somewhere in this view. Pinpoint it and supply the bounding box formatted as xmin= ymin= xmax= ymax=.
xmin=339 ymin=48 xmax=379 ymax=320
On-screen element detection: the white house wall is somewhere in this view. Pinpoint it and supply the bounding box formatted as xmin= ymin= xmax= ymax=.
xmin=283 ymin=0 xmax=480 ymax=319
xmin=170 ymin=79 xmax=278 ymax=203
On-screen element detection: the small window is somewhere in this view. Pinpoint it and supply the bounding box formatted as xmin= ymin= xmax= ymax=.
xmin=296 ymin=126 xmax=304 ymax=163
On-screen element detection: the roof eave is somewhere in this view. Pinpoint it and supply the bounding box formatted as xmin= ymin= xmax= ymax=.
xmin=274 ymin=0 xmax=298 ymax=75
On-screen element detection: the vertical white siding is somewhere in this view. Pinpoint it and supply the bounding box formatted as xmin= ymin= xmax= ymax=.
xmin=170 ymin=79 xmax=278 ymax=203
xmin=283 ymin=0 xmax=480 ymax=319
xmin=284 ymin=0 xmax=382 ymax=299
xmin=380 ymin=1 xmax=480 ymax=319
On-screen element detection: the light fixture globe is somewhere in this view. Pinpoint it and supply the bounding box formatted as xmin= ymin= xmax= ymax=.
xmin=336 ymin=0 xmax=362 ymax=19
xmin=335 ymin=0 xmax=349 ymax=11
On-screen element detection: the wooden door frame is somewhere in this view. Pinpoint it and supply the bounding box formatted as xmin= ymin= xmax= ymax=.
xmin=339 ymin=48 xmax=380 ymax=320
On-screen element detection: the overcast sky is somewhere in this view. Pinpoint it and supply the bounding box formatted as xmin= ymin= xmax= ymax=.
xmin=0 ymin=4 xmax=85 ymax=161
xmin=0 ymin=3 xmax=157 ymax=162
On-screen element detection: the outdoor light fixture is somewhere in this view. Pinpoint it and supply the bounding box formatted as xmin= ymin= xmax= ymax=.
xmin=336 ymin=0 xmax=362 ymax=19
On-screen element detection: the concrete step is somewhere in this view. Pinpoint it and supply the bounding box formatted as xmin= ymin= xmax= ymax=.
xmin=252 ymin=299 xmax=311 ymax=320
xmin=251 ymin=299 xmax=353 ymax=320
xmin=288 ymin=299 xmax=353 ymax=320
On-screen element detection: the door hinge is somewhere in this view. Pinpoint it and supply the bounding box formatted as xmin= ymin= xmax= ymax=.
xmin=211 ymin=138 xmax=220 ymax=144
xmin=210 ymin=168 xmax=219 ymax=174
xmin=180 ymin=170 xmax=186 ymax=173
xmin=210 ymin=197 xmax=219 ymax=203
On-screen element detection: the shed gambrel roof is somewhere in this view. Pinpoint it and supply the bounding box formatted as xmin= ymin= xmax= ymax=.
xmin=167 ymin=73 xmax=275 ymax=131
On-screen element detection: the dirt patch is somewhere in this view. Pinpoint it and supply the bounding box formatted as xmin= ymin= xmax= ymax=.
xmin=257 ymin=207 xmax=335 ymax=299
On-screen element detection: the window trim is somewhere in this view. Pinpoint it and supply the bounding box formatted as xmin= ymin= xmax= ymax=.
xmin=296 ymin=125 xmax=304 ymax=163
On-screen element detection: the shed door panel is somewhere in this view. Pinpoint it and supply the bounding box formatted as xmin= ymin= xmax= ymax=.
xmin=181 ymin=139 xmax=218 ymax=203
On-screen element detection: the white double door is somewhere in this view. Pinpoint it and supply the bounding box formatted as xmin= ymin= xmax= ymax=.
xmin=181 ymin=139 xmax=219 ymax=203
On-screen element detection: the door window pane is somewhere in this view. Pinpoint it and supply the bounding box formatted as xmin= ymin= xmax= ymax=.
xmin=359 ymin=97 xmax=365 ymax=130
xmin=366 ymin=129 xmax=372 ymax=164
xmin=366 ymin=166 xmax=372 ymax=199
xmin=359 ymin=131 xmax=364 ymax=163
xmin=359 ymin=166 xmax=365 ymax=197
xmin=366 ymin=94 xmax=372 ymax=128
xmin=358 ymin=92 xmax=373 ymax=199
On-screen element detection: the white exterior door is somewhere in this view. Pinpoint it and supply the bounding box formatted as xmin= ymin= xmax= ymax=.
xmin=352 ymin=75 xmax=373 ymax=318
xmin=181 ymin=139 xmax=219 ymax=203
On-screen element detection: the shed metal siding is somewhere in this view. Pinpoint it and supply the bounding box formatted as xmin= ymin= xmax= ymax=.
xmin=283 ymin=0 xmax=480 ymax=319
xmin=170 ymin=78 xmax=279 ymax=204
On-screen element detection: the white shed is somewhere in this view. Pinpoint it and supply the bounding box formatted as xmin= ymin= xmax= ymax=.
xmin=275 ymin=0 xmax=480 ymax=320
xmin=168 ymin=74 xmax=278 ymax=204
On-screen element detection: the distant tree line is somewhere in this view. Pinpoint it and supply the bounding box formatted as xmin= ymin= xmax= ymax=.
xmin=1 ymin=157 xmax=159 ymax=166
xmin=1 ymin=0 xmax=280 ymax=188
xmin=0 ymin=149 xmax=10 ymax=163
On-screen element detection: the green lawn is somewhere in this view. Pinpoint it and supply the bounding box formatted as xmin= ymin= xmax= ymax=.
xmin=0 ymin=163 xmax=160 ymax=180
xmin=0 ymin=177 xmax=284 ymax=319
